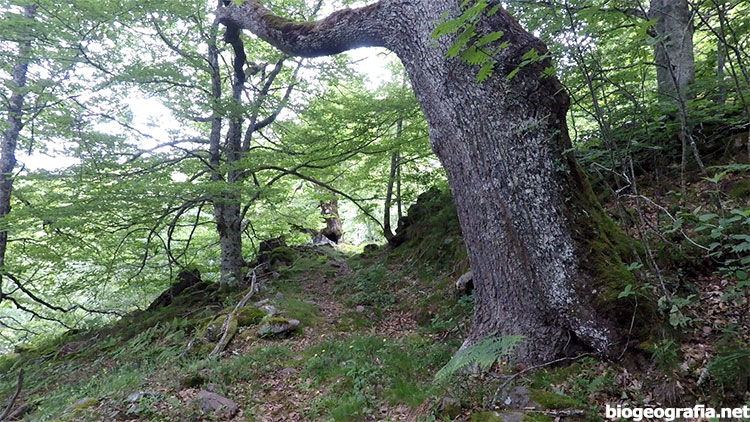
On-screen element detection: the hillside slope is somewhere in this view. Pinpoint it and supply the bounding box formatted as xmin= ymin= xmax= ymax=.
xmin=1 ymin=186 xmax=749 ymax=422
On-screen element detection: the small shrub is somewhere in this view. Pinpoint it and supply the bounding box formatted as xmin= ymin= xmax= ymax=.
xmin=705 ymin=343 xmax=750 ymax=401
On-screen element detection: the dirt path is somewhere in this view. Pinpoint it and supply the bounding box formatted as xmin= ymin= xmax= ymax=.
xmin=239 ymin=253 xmax=419 ymax=422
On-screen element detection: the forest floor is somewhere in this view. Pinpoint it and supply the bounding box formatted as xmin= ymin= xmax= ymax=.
xmin=1 ymin=176 xmax=750 ymax=422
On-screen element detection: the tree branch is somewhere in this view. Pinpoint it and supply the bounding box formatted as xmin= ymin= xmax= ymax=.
xmin=0 ymin=369 xmax=23 ymax=421
xmin=215 ymin=1 xmax=387 ymax=57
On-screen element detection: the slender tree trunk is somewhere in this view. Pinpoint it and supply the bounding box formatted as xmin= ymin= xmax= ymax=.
xmin=383 ymin=150 xmax=399 ymax=241
xmin=214 ymin=20 xmax=249 ymax=286
xmin=207 ymin=9 xmax=246 ymax=286
xmin=649 ymin=0 xmax=695 ymax=101
xmin=218 ymin=0 xmax=641 ymax=363
xmin=715 ymin=1 xmax=727 ymax=105
xmin=384 ymin=118 xmax=403 ymax=242
xmin=396 ymin=155 xmax=402 ymax=223
xmin=0 ymin=5 xmax=36 ymax=294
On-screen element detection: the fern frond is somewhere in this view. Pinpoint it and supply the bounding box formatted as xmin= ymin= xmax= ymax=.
xmin=434 ymin=335 xmax=524 ymax=382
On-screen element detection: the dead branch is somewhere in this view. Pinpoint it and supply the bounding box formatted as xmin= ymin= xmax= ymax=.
xmin=209 ymin=268 xmax=259 ymax=358
xmin=0 ymin=369 xmax=24 ymax=421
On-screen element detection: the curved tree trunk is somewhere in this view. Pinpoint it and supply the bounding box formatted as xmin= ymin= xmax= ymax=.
xmin=217 ymin=0 xmax=640 ymax=363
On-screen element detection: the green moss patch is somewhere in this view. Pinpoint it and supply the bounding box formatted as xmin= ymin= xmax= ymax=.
xmin=278 ymin=299 xmax=322 ymax=327
xmin=236 ymin=306 xmax=266 ymax=327
xmin=270 ymin=246 xmax=296 ymax=266
xmin=528 ymin=389 xmax=581 ymax=410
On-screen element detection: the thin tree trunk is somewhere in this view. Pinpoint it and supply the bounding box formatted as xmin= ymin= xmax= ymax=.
xmin=384 ymin=117 xmax=403 ymax=242
xmin=218 ymin=0 xmax=643 ymax=363
xmin=396 ymin=155 xmax=402 ymax=223
xmin=207 ymin=5 xmax=245 ymax=286
xmin=213 ymin=18 xmax=248 ymax=286
xmin=383 ymin=150 xmax=399 ymax=242
xmin=0 ymin=5 xmax=36 ymax=296
xmin=715 ymin=1 xmax=727 ymax=105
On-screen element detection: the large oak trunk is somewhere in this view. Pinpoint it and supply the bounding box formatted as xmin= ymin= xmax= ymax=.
xmin=217 ymin=0 xmax=642 ymax=363
xmin=386 ymin=2 xmax=635 ymax=362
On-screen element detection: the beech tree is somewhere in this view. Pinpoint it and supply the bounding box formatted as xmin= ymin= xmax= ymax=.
xmin=0 ymin=5 xmax=36 ymax=288
xmin=216 ymin=0 xmax=640 ymax=363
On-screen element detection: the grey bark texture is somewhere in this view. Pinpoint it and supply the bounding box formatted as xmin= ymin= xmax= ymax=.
xmin=217 ymin=0 xmax=639 ymax=363
xmin=648 ymin=0 xmax=695 ymax=100
xmin=207 ymin=12 xmax=245 ymax=286
xmin=0 ymin=5 xmax=36 ymax=295
xmin=383 ymin=150 xmax=399 ymax=242
xmin=207 ymin=2 xmax=299 ymax=285
xmin=319 ymin=198 xmax=343 ymax=244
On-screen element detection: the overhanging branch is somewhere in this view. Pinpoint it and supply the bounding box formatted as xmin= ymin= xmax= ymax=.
xmin=215 ymin=1 xmax=387 ymax=57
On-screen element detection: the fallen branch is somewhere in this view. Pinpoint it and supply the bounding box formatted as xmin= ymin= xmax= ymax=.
xmin=0 ymin=369 xmax=24 ymax=421
xmin=209 ymin=268 xmax=259 ymax=358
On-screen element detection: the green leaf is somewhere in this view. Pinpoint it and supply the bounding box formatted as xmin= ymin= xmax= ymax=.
xmin=435 ymin=335 xmax=524 ymax=382
xmin=476 ymin=31 xmax=504 ymax=47
xmin=477 ymin=61 xmax=494 ymax=82
xmin=446 ymin=27 xmax=475 ymax=58
xmin=698 ymin=213 xmax=719 ymax=222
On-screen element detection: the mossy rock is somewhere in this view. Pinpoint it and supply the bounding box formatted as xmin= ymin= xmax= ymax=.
xmin=530 ymin=363 xmax=583 ymax=389
xmin=190 ymin=342 xmax=217 ymax=356
xmin=181 ymin=374 xmax=206 ymax=389
xmin=236 ymin=306 xmax=266 ymax=327
xmin=269 ymin=247 xmax=296 ymax=266
xmin=528 ymin=389 xmax=581 ymax=410
xmin=257 ymin=317 xmax=300 ymax=338
xmin=728 ymin=179 xmax=750 ymax=200
xmin=198 ymin=317 xmax=224 ymax=342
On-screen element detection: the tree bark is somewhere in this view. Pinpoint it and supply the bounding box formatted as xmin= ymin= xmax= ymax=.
xmin=0 ymin=5 xmax=36 ymax=296
xmin=217 ymin=0 xmax=640 ymax=363
xmin=384 ymin=118 xmax=402 ymax=242
xmin=714 ymin=0 xmax=727 ymax=105
xmin=649 ymin=0 xmax=695 ymax=101
xmin=207 ymin=7 xmax=246 ymax=286
xmin=383 ymin=150 xmax=399 ymax=242
xmin=319 ymin=198 xmax=343 ymax=244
